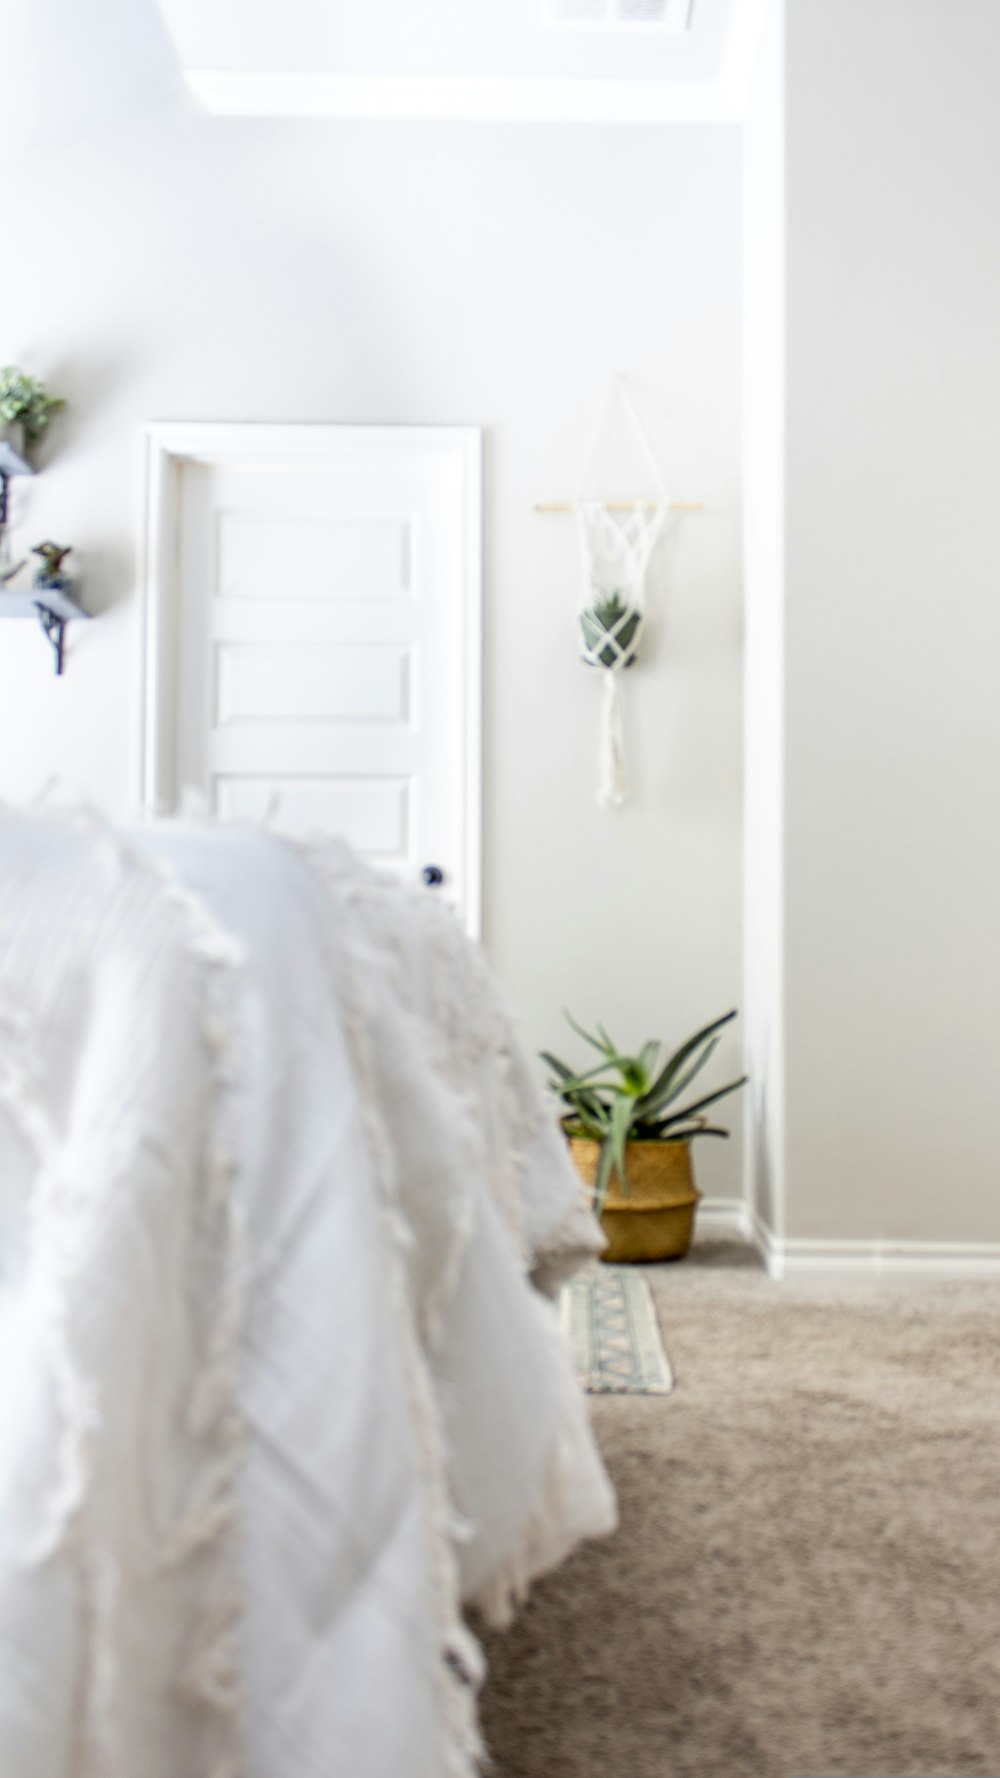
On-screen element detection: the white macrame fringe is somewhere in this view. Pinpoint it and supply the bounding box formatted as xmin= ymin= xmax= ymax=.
xmin=599 ymin=671 xmax=628 ymax=809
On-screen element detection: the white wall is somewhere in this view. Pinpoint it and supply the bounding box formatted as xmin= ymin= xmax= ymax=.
xmin=782 ymin=0 xmax=1000 ymax=1245
xmin=742 ymin=0 xmax=785 ymax=1241
xmin=0 ymin=1 xmax=745 ymax=1197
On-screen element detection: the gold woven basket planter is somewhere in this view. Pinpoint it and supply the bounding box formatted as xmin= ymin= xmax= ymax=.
xmin=569 ymin=1136 xmax=699 ymax=1264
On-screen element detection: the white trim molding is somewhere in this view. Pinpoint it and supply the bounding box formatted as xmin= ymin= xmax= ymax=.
xmin=698 ymin=1200 xmax=1000 ymax=1280
xmin=696 ymin=1196 xmax=753 ymax=1241
xmin=747 ymin=1211 xmax=1000 ymax=1281
xmin=137 ymin=420 xmax=483 ymax=939
xmin=186 ymin=71 xmax=740 ymax=125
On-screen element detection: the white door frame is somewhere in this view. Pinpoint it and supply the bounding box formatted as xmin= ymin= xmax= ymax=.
xmin=137 ymin=421 xmax=483 ymax=935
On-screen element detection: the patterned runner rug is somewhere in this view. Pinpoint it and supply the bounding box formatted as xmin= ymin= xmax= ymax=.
xmin=561 ymin=1264 xmax=674 ymax=1396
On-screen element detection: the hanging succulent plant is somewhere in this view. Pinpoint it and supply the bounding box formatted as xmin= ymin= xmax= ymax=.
xmin=578 ymin=589 xmax=642 ymax=670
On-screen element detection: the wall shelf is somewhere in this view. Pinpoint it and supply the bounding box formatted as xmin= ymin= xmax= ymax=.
xmin=0 ymin=586 xmax=90 ymax=675
xmin=0 ymin=441 xmax=34 ymax=480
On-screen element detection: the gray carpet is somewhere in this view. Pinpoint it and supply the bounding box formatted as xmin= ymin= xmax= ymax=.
xmin=478 ymin=1239 xmax=1000 ymax=1777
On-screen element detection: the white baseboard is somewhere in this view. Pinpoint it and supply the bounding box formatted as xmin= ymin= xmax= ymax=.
xmin=749 ymin=1210 xmax=1000 ymax=1280
xmin=701 ymin=1200 xmax=1000 ymax=1281
xmin=696 ymin=1197 xmax=753 ymax=1240
xmin=774 ymin=1238 xmax=1000 ymax=1279
xmin=746 ymin=1204 xmax=781 ymax=1276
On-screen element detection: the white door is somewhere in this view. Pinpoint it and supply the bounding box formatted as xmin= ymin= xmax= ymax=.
xmin=140 ymin=424 xmax=482 ymax=933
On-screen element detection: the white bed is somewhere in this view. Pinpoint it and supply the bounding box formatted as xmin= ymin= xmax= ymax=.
xmin=0 ymin=809 xmax=615 ymax=1778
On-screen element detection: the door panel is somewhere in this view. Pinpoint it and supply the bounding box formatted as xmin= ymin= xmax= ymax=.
xmin=214 ymin=775 xmax=411 ymax=856
xmin=216 ymin=512 xmax=412 ymax=599
xmin=214 ymin=643 xmax=412 ymax=726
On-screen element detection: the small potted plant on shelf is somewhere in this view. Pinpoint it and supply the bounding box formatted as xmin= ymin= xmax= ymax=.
xmin=542 ymin=1010 xmax=746 ymax=1263
xmin=0 ymin=367 xmax=64 ymax=462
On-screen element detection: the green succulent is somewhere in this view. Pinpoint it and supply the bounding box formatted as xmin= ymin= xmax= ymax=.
xmin=542 ymin=1010 xmax=747 ymax=1213
xmin=578 ymin=590 xmax=641 ymax=669
xmin=0 ymin=367 xmax=64 ymax=442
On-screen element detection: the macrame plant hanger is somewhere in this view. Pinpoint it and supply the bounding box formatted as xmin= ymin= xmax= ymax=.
xmin=575 ymin=379 xmax=669 ymax=808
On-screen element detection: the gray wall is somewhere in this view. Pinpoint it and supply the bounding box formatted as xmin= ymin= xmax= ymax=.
xmin=782 ymin=0 xmax=1000 ymax=1243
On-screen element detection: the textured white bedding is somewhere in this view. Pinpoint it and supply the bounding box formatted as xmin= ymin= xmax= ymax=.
xmin=0 ymin=811 xmax=615 ymax=1777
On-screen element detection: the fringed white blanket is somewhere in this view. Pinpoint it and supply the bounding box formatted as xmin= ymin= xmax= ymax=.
xmin=0 ymin=811 xmax=615 ymax=1778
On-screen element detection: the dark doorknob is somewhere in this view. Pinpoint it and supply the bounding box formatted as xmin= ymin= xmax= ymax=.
xmin=421 ymin=864 xmax=446 ymax=888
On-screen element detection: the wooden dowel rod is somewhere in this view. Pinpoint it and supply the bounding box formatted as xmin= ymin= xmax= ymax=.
xmin=533 ymin=500 xmax=705 ymax=514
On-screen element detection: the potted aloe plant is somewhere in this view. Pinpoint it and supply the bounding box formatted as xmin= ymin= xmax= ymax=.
xmin=542 ymin=1010 xmax=746 ymax=1263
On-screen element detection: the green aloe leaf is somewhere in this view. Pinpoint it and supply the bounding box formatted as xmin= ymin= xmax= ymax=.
xmin=638 ymin=1039 xmax=660 ymax=1085
xmin=563 ymin=1010 xmax=616 ymax=1057
xmin=540 ymin=1051 xmax=574 ymax=1082
xmin=564 ymin=1115 xmax=610 ymax=1142
xmin=620 ymin=1059 xmax=649 ymax=1095
xmin=541 ymin=1052 xmax=622 ymax=1131
xmin=554 ymin=1059 xmax=631 ymax=1092
xmin=647 ymin=1123 xmax=732 ymax=1142
xmin=569 ymin=1099 xmax=603 ymax=1121
xmin=559 ymin=1086 xmax=610 ymax=1122
xmin=593 ymin=1134 xmax=616 ymax=1215
xmin=609 ymin=1095 xmax=633 ymax=1197
xmin=639 ymin=1035 xmax=721 ymax=1118
xmin=635 ymin=1010 xmax=737 ymax=1118
xmin=657 ymin=1076 xmax=748 ymax=1130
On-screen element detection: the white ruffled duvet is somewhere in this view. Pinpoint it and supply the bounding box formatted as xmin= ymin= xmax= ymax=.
xmin=0 ymin=811 xmax=615 ymax=1778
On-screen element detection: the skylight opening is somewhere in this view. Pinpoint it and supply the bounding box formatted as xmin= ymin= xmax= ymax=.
xmin=537 ymin=0 xmax=694 ymax=32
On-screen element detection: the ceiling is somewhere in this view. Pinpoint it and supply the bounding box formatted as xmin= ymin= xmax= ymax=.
xmin=155 ymin=0 xmax=769 ymax=123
